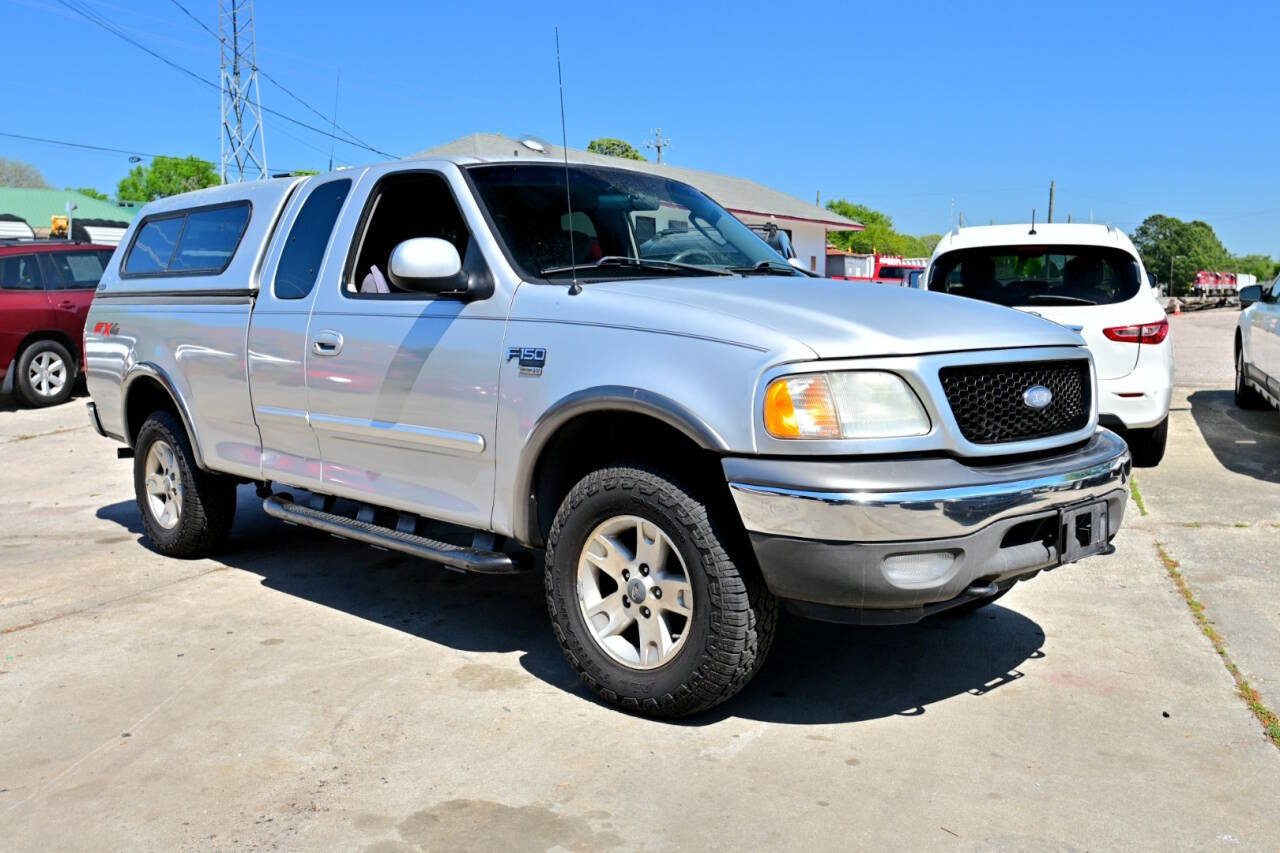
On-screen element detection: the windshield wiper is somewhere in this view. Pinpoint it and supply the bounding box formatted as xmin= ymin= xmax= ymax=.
xmin=540 ymin=256 xmax=735 ymax=278
xmin=1026 ymin=294 xmax=1099 ymax=306
xmin=728 ymin=260 xmax=802 ymax=276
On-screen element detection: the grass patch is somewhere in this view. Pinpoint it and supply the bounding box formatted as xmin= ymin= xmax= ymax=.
xmin=1183 ymin=521 xmax=1201 ymax=529
xmin=1234 ymin=522 xmax=1251 ymax=528
xmin=1129 ymin=476 xmax=1148 ymax=516
xmin=1157 ymin=543 xmax=1280 ymax=749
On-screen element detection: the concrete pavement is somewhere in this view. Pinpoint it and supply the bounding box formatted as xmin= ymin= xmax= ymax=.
xmin=2 ymin=322 xmax=1279 ymax=849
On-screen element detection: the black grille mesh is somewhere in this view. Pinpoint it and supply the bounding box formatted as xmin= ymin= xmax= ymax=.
xmin=939 ymin=360 xmax=1091 ymax=444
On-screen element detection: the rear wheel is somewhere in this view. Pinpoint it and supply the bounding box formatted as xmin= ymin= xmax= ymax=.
xmin=133 ymin=411 xmax=237 ymax=557
xmin=16 ymin=339 xmax=75 ymax=407
xmin=545 ymin=466 xmax=777 ymax=718
xmin=1128 ymin=416 xmax=1169 ymax=467
xmin=1235 ymin=346 xmax=1268 ymax=410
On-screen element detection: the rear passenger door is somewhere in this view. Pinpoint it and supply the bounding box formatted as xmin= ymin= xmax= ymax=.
xmin=39 ymin=249 xmax=115 ymax=352
xmin=249 ymin=176 xmax=355 ymax=490
xmin=0 ymin=253 xmax=53 ymax=369
xmin=303 ymin=164 xmax=511 ymax=529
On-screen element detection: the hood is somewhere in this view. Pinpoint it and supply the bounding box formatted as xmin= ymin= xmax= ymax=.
xmin=589 ymin=276 xmax=1085 ymax=358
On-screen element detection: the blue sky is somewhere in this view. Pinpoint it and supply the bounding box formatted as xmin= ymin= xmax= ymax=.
xmin=5 ymin=0 xmax=1278 ymax=254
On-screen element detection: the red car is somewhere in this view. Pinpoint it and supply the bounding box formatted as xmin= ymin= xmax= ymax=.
xmin=1 ymin=241 xmax=115 ymax=407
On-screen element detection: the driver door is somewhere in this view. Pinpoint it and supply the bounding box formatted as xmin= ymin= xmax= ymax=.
xmin=303 ymin=164 xmax=512 ymax=529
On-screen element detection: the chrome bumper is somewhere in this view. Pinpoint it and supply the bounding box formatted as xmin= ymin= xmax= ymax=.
xmin=726 ymin=429 xmax=1131 ymax=543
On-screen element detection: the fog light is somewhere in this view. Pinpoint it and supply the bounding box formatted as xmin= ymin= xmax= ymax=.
xmin=883 ymin=551 xmax=957 ymax=586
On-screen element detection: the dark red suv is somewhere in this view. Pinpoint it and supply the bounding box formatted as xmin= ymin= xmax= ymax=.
xmin=1 ymin=241 xmax=115 ymax=407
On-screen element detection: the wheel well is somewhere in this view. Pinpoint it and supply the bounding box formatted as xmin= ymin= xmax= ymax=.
xmin=124 ymin=376 xmax=182 ymax=447
xmin=17 ymin=330 xmax=79 ymax=364
xmin=528 ymin=411 xmax=730 ymax=548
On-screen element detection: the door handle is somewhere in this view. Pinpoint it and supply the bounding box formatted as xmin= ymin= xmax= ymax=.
xmin=58 ymin=300 xmax=75 ymax=309
xmin=311 ymin=330 xmax=343 ymax=356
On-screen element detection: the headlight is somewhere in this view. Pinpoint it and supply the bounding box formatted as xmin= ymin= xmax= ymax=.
xmin=763 ymin=371 xmax=930 ymax=439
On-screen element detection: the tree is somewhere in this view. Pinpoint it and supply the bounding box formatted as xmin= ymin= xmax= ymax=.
xmin=1231 ymin=253 xmax=1278 ymax=282
xmin=586 ymin=138 xmax=646 ymax=161
xmin=69 ymin=186 xmax=109 ymax=201
xmin=0 ymin=157 xmax=50 ymax=188
xmin=117 ymin=156 xmax=219 ymax=202
xmin=1131 ymin=214 xmax=1231 ymax=295
xmin=824 ymin=199 xmax=934 ymax=257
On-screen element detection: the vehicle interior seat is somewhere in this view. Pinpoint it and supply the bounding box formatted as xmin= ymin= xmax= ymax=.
xmin=1062 ymin=255 xmax=1106 ymax=302
xmin=360 ymin=265 xmax=389 ymax=294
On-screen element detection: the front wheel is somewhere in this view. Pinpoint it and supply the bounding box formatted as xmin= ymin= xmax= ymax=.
xmin=545 ymin=466 xmax=777 ymax=717
xmin=1235 ymin=347 xmax=1268 ymax=410
xmin=1128 ymin=416 xmax=1169 ymax=467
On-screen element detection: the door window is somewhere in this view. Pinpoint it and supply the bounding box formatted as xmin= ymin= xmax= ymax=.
xmin=343 ymin=171 xmax=473 ymax=298
xmin=275 ymin=179 xmax=352 ymax=300
xmin=0 ymin=254 xmax=43 ymax=290
xmin=41 ymin=250 xmax=115 ymax=289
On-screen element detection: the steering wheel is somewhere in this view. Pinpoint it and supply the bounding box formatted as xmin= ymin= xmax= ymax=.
xmin=670 ymin=249 xmax=716 ymax=265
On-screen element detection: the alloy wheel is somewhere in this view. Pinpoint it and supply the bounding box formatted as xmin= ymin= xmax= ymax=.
xmin=143 ymin=439 xmax=183 ymax=530
xmin=27 ymin=351 xmax=66 ymax=398
xmin=576 ymin=514 xmax=694 ymax=670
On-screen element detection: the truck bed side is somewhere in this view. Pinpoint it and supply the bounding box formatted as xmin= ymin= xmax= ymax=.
xmin=85 ymin=178 xmax=303 ymax=481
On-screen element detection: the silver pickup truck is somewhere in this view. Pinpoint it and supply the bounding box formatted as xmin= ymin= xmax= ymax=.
xmin=84 ymin=157 xmax=1131 ymax=717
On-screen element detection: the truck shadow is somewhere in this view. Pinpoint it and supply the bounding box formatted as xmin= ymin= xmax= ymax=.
xmin=1187 ymin=389 xmax=1280 ymax=484
xmin=97 ymin=487 xmax=1046 ymax=726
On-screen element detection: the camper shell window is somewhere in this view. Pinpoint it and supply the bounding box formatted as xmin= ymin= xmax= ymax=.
xmin=122 ymin=201 xmax=252 ymax=278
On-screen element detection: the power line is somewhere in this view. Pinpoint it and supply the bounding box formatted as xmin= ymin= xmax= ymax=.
xmin=164 ymin=0 xmax=383 ymax=156
xmin=0 ymin=129 xmax=313 ymax=174
xmin=51 ymin=0 xmax=396 ymax=159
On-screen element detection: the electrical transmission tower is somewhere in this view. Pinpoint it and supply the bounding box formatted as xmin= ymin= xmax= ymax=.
xmin=219 ymin=0 xmax=268 ymax=182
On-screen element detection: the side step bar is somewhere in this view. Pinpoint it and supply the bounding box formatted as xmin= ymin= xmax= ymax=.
xmin=262 ymin=495 xmax=523 ymax=575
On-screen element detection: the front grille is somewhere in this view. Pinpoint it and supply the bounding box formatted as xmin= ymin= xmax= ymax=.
xmin=939 ymin=359 xmax=1091 ymax=444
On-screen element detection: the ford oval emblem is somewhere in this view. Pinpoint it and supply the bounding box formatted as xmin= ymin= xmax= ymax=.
xmin=1023 ymin=385 xmax=1054 ymax=409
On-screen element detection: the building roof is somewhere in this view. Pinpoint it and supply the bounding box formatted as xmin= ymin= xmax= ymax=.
xmin=0 ymin=187 xmax=137 ymax=230
xmin=414 ymin=133 xmax=863 ymax=231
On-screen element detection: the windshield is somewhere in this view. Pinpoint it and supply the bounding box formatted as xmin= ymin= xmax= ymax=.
xmin=928 ymin=245 xmax=1142 ymax=307
xmin=466 ymin=163 xmax=795 ymax=280
xmin=877 ymin=266 xmax=914 ymax=280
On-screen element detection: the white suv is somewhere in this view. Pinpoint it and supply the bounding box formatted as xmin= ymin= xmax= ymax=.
xmin=1235 ymin=278 xmax=1280 ymax=411
xmin=920 ymin=224 xmax=1174 ymax=465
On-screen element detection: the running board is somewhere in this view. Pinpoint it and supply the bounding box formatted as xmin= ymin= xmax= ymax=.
xmin=262 ymin=495 xmax=523 ymax=574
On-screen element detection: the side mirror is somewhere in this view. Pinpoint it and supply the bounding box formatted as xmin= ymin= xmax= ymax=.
xmin=388 ymin=238 xmax=462 ymax=292
xmin=1240 ymin=284 xmax=1262 ymax=309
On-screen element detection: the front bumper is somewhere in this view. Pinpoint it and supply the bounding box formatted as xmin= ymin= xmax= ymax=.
xmin=724 ymin=429 xmax=1131 ymax=622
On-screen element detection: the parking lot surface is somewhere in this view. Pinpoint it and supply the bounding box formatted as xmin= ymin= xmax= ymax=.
xmin=2 ymin=309 xmax=1279 ymax=850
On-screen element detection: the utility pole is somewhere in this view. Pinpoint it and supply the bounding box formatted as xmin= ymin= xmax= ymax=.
xmin=219 ymin=0 xmax=268 ymax=182
xmin=644 ymin=128 xmax=670 ymax=164
xmin=1047 ymin=180 xmax=1055 ymax=223
xmin=815 ymin=190 xmax=821 ymax=207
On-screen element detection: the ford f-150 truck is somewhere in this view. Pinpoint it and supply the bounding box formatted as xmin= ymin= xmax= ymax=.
xmin=84 ymin=157 xmax=1131 ymax=717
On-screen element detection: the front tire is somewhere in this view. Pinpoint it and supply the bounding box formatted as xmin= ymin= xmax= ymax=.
xmin=545 ymin=466 xmax=777 ymax=718
xmin=16 ymin=339 xmax=75 ymax=407
xmin=1235 ymin=346 xmax=1268 ymax=410
xmin=1128 ymin=416 xmax=1169 ymax=467
xmin=133 ymin=411 xmax=237 ymax=557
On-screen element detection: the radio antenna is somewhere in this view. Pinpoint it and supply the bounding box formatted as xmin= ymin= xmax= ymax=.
xmin=555 ymin=27 xmax=581 ymax=295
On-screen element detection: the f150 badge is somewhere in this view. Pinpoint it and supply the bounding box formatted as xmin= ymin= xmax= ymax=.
xmin=507 ymin=346 xmax=547 ymax=377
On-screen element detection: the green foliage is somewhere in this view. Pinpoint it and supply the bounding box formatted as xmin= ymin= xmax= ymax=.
xmin=290 ymin=169 xmax=320 ymax=176
xmin=0 ymin=157 xmax=49 ymax=188
xmin=586 ymin=138 xmax=647 ymax=161
xmin=69 ymin=186 xmax=109 ymax=201
xmin=117 ymin=155 xmax=220 ymax=202
xmin=1234 ymin=254 xmax=1279 ymax=282
xmin=1132 ymin=214 xmax=1232 ymax=295
xmin=825 ymin=199 xmax=933 ymax=257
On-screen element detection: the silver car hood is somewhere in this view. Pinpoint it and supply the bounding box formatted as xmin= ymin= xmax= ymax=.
xmin=589 ymin=276 xmax=1085 ymax=358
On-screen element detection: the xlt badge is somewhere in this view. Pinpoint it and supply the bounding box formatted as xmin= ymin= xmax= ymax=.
xmin=507 ymin=346 xmax=546 ymax=376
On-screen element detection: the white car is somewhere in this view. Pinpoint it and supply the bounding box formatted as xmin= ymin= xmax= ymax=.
xmin=920 ymin=224 xmax=1174 ymax=465
xmin=1235 ymin=278 xmax=1280 ymax=410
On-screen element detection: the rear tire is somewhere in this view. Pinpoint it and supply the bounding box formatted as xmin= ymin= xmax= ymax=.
xmin=1128 ymin=416 xmax=1169 ymax=467
xmin=1235 ymin=347 xmax=1268 ymax=410
xmin=16 ymin=339 xmax=75 ymax=407
xmin=545 ymin=465 xmax=777 ymax=718
xmin=133 ymin=411 xmax=237 ymax=557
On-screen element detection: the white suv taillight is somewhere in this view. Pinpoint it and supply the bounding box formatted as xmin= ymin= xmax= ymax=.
xmin=1102 ymin=319 xmax=1169 ymax=345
